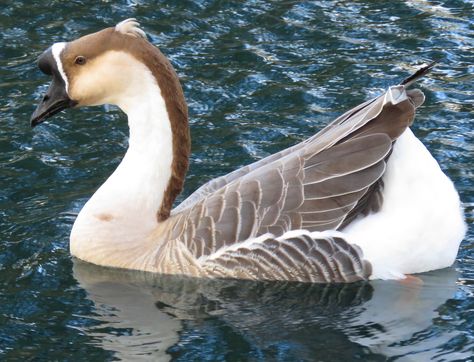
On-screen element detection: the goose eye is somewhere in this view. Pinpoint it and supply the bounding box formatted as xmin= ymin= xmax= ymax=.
xmin=75 ymin=56 xmax=86 ymax=65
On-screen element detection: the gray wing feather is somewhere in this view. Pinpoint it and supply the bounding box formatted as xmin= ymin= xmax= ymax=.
xmin=167 ymin=86 xmax=424 ymax=281
xmin=201 ymin=232 xmax=371 ymax=283
xmin=175 ymin=86 xmax=418 ymax=213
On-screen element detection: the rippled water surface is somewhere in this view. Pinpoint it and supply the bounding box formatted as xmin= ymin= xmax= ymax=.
xmin=1 ymin=0 xmax=473 ymax=360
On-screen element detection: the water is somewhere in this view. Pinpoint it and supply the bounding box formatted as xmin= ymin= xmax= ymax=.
xmin=1 ymin=0 xmax=473 ymax=360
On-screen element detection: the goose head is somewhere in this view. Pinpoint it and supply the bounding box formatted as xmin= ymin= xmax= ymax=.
xmin=31 ymin=19 xmax=186 ymax=126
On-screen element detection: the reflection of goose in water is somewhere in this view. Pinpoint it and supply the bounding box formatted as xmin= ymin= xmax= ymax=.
xmin=32 ymin=19 xmax=465 ymax=282
xmin=74 ymin=262 xmax=181 ymax=361
xmin=74 ymin=261 xmax=460 ymax=360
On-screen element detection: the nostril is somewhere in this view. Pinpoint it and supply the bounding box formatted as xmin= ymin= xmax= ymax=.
xmin=42 ymin=94 xmax=50 ymax=102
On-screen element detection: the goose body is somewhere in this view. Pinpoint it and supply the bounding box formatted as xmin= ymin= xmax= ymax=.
xmin=31 ymin=19 xmax=466 ymax=282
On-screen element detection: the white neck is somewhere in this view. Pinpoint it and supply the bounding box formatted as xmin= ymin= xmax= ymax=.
xmin=70 ymin=67 xmax=173 ymax=266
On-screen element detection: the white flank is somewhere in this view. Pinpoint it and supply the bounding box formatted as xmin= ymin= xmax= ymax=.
xmin=343 ymin=128 xmax=466 ymax=279
xmin=51 ymin=42 xmax=69 ymax=93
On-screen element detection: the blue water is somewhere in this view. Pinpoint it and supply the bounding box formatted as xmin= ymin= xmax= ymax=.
xmin=1 ymin=1 xmax=473 ymax=360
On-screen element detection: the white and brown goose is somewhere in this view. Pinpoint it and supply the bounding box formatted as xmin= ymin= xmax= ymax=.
xmin=31 ymin=19 xmax=466 ymax=282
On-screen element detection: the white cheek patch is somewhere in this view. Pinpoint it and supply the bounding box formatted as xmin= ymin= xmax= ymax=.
xmin=51 ymin=42 xmax=69 ymax=94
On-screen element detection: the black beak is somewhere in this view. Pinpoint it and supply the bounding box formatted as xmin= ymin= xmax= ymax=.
xmin=30 ymin=47 xmax=77 ymax=127
xmin=30 ymin=78 xmax=77 ymax=127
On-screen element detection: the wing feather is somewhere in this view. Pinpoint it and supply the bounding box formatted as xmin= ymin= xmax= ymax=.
xmin=303 ymin=161 xmax=386 ymax=198
xmin=167 ymin=85 xmax=422 ymax=278
xmin=200 ymin=231 xmax=371 ymax=282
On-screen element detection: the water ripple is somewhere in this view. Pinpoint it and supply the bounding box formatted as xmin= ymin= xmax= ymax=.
xmin=0 ymin=0 xmax=473 ymax=360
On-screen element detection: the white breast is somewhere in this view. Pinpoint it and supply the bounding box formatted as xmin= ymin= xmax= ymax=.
xmin=343 ymin=128 xmax=466 ymax=279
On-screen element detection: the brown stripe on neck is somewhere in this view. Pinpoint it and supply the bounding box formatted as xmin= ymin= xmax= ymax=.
xmin=137 ymin=44 xmax=190 ymax=221
xmin=109 ymin=32 xmax=191 ymax=221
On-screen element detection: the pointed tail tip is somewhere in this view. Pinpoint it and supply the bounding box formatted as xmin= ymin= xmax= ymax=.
xmin=400 ymin=60 xmax=439 ymax=87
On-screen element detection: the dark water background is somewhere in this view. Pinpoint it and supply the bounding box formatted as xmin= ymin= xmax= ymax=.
xmin=1 ymin=0 xmax=473 ymax=360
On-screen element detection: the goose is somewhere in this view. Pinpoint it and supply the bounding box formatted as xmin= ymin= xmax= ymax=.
xmin=30 ymin=19 xmax=466 ymax=282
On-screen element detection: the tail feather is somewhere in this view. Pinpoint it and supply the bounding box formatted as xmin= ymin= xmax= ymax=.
xmin=400 ymin=60 xmax=438 ymax=87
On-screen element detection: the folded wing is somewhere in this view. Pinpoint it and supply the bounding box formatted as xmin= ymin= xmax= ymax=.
xmin=169 ymin=86 xmax=424 ymax=266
